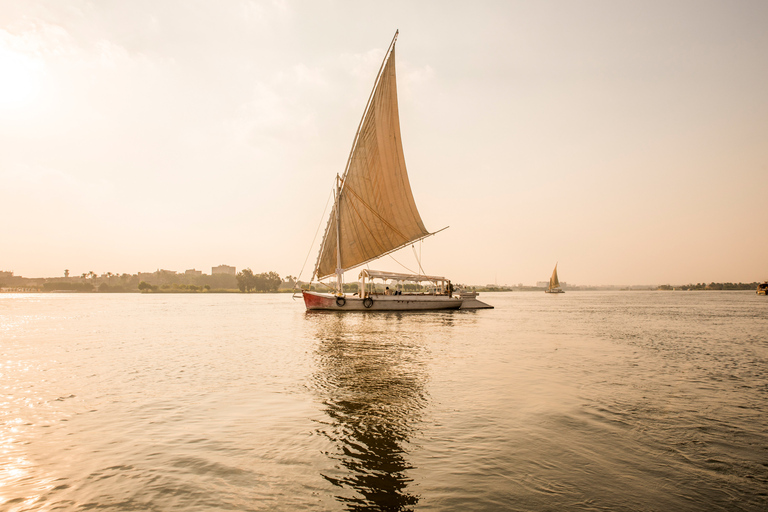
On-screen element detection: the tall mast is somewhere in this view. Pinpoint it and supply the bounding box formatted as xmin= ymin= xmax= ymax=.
xmin=313 ymin=29 xmax=432 ymax=283
xmin=335 ymin=174 xmax=342 ymax=294
xmin=324 ymin=30 xmax=398 ymax=292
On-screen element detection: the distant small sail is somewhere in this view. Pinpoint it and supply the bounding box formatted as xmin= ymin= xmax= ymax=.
xmin=549 ymin=264 xmax=560 ymax=290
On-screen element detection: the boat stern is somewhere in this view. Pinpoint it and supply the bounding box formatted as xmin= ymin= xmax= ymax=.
xmin=457 ymin=291 xmax=494 ymax=309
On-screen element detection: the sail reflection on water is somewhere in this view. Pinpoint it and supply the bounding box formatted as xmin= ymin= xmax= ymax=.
xmin=309 ymin=313 xmax=430 ymax=511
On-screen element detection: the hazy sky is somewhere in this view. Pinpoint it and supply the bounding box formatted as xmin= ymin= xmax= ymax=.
xmin=2 ymin=0 xmax=766 ymax=286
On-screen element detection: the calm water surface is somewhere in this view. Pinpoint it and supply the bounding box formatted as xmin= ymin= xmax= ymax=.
xmin=1 ymin=291 xmax=766 ymax=511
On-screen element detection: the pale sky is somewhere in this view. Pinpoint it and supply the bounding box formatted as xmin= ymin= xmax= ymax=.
xmin=1 ymin=0 xmax=766 ymax=286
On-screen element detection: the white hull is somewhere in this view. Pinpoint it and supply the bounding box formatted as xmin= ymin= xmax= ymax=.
xmin=303 ymin=291 xmax=463 ymax=311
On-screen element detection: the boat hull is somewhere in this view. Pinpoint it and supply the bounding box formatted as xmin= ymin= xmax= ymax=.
xmin=302 ymin=291 xmax=463 ymax=311
xmin=545 ymin=289 xmax=565 ymax=294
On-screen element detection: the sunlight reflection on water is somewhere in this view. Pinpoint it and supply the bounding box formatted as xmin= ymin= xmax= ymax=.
xmin=0 ymin=292 xmax=766 ymax=511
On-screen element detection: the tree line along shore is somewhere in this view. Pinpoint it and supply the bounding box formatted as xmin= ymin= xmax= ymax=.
xmin=0 ymin=269 xmax=299 ymax=293
xmin=657 ymin=282 xmax=762 ymax=291
xmin=0 ymin=270 xmax=763 ymax=293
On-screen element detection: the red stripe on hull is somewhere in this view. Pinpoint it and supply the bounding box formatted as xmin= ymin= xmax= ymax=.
xmin=302 ymin=291 xmax=462 ymax=311
xmin=302 ymin=290 xmax=336 ymax=309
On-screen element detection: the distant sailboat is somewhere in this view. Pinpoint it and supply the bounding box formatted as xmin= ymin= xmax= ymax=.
xmin=545 ymin=263 xmax=565 ymax=294
xmin=300 ymin=31 xmax=491 ymax=311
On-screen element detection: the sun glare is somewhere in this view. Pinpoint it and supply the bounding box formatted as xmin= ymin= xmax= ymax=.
xmin=0 ymin=48 xmax=43 ymax=110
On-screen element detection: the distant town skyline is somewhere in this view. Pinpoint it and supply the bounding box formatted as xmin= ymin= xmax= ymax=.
xmin=2 ymin=266 xmax=763 ymax=290
xmin=2 ymin=1 xmax=766 ymax=285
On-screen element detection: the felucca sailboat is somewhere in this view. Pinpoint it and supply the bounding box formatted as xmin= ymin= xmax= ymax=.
xmin=301 ymin=32 xmax=491 ymax=311
xmin=545 ymin=263 xmax=565 ymax=294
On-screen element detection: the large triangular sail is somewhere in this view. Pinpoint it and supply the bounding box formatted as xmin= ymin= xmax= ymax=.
xmin=314 ymin=33 xmax=430 ymax=281
xmin=549 ymin=264 xmax=560 ymax=290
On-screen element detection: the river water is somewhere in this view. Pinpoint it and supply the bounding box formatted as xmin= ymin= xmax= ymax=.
xmin=1 ymin=291 xmax=766 ymax=511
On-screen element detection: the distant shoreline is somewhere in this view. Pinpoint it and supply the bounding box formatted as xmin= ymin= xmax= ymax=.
xmin=1 ymin=271 xmax=763 ymax=294
xmin=1 ymin=288 xmax=764 ymax=295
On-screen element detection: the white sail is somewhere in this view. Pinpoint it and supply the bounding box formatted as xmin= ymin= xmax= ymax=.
xmin=314 ymin=36 xmax=429 ymax=280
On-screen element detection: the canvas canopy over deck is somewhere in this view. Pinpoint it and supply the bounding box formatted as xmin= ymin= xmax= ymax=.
xmin=358 ymin=270 xmax=452 ymax=297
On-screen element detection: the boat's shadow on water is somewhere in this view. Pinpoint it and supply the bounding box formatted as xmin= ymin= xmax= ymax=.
xmin=308 ymin=313 xmax=435 ymax=511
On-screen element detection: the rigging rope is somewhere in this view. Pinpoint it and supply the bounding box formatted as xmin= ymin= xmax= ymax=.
xmin=388 ymin=253 xmax=418 ymax=274
xmin=344 ymin=189 xmax=421 ymax=275
xmin=344 ymin=184 xmax=410 ymax=243
xmin=412 ymin=242 xmax=426 ymax=276
xmin=295 ymin=188 xmax=334 ymax=292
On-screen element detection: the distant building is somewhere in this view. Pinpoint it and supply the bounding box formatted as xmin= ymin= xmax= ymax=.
xmin=212 ymin=265 xmax=236 ymax=276
xmin=536 ymin=281 xmax=568 ymax=288
xmin=537 ymin=280 xmax=567 ymax=288
xmin=185 ymin=269 xmax=203 ymax=277
xmin=0 ymin=271 xmax=13 ymax=279
xmin=137 ymin=269 xmax=178 ymax=285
